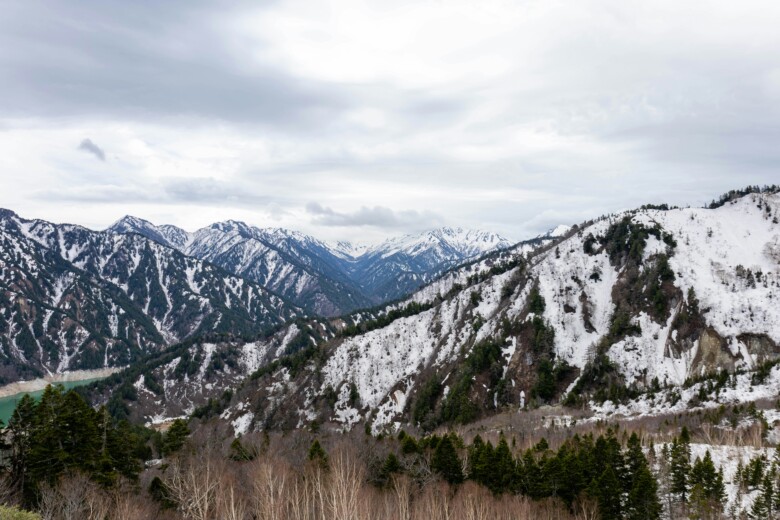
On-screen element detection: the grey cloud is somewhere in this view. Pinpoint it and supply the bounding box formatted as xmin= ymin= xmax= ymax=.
xmin=163 ymin=178 xmax=274 ymax=206
xmin=0 ymin=2 xmax=348 ymax=130
xmin=78 ymin=138 xmax=106 ymax=161
xmin=5 ymin=0 xmax=780 ymax=243
xmin=306 ymin=202 xmax=443 ymax=229
xmin=34 ymin=177 xmax=275 ymax=208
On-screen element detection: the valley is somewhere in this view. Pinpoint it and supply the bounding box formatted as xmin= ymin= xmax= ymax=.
xmin=1 ymin=186 xmax=780 ymax=519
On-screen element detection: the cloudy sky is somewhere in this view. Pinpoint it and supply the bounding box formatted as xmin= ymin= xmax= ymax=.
xmin=1 ymin=0 xmax=779 ymax=243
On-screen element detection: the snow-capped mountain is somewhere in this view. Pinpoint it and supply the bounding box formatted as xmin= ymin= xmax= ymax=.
xmin=109 ymin=217 xmax=373 ymax=317
xmin=108 ymin=218 xmax=514 ymax=315
xmin=537 ymin=224 xmax=572 ymax=239
xmin=0 ymin=210 xmax=298 ymax=383
xmin=81 ymin=319 xmax=331 ymax=424
xmin=210 ymin=189 xmax=780 ymax=434
xmin=345 ymin=227 xmax=513 ymax=304
xmin=107 ymin=215 xmax=191 ymax=250
xmin=333 ymin=227 xmax=515 ymax=306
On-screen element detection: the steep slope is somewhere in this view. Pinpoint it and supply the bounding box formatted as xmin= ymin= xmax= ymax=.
xmin=0 ymin=211 xmax=298 ymax=383
xmin=185 ymin=222 xmax=372 ymax=317
xmin=109 ymin=217 xmax=375 ymax=316
xmin=80 ymin=320 xmax=331 ymax=425
xmin=345 ymin=227 xmax=513 ymax=303
xmin=108 ymin=218 xmax=513 ymax=315
xmin=222 ymin=190 xmax=780 ymax=434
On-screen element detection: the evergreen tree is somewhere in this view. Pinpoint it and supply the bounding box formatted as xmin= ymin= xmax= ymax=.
xmin=6 ymin=385 xmax=145 ymax=507
xmin=626 ymin=464 xmax=661 ymax=520
xmin=542 ymin=452 xmax=566 ymax=500
xmin=669 ymin=435 xmax=691 ymax=502
xmin=149 ymin=476 xmax=177 ymax=509
xmin=689 ymin=451 xmax=725 ymax=513
xmin=229 ymin=438 xmax=256 ymax=461
xmin=378 ymin=453 xmax=401 ymax=486
xmin=492 ymin=435 xmax=516 ymax=493
xmin=161 ymin=419 xmax=190 ymax=456
xmin=7 ymin=394 xmax=36 ymax=502
xmin=625 ymin=433 xmax=645 ymax=488
xmin=308 ymin=439 xmax=329 ymax=469
xmin=749 ymin=473 xmax=774 ymax=519
xmin=518 ymin=449 xmax=542 ymax=498
xmin=432 ymin=434 xmax=463 ymax=484
xmin=400 ymin=434 xmax=419 ymax=455
xmin=592 ymin=466 xmax=622 ymax=520
xmin=467 ymin=435 xmax=492 ymax=486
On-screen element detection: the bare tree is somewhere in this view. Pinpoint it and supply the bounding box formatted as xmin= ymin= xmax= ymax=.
xmin=38 ymin=473 xmax=109 ymax=520
xmin=326 ymin=449 xmax=364 ymax=520
xmin=166 ymin=455 xmax=220 ymax=520
xmin=0 ymin=475 xmax=18 ymax=507
xmin=390 ymin=474 xmax=411 ymax=520
xmin=413 ymin=481 xmax=452 ymax=520
xmin=573 ymin=495 xmax=599 ymax=520
xmin=250 ymin=457 xmax=290 ymax=520
xmin=216 ymin=475 xmax=250 ymax=520
xmin=111 ymin=487 xmax=161 ymax=520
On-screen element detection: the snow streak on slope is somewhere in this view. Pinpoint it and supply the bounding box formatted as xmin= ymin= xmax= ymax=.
xmin=241 ymin=192 xmax=780 ymax=433
xmin=108 ymin=217 xmax=516 ymax=316
xmin=0 ymin=211 xmax=298 ymax=381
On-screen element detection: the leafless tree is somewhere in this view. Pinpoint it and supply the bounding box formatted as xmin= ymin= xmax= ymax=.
xmin=165 ymin=454 xmax=220 ymax=520
xmin=38 ymin=473 xmax=109 ymax=520
xmin=326 ymin=449 xmax=363 ymax=520
xmin=250 ymin=457 xmax=289 ymax=520
xmin=0 ymin=475 xmax=18 ymax=507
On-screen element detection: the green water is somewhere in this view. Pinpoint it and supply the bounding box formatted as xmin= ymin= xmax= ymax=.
xmin=0 ymin=378 xmax=103 ymax=425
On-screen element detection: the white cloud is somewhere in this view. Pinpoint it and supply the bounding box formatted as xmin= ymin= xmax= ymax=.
xmin=1 ymin=0 xmax=779 ymax=242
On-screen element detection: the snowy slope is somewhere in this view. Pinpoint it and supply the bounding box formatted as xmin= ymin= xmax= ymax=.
xmin=83 ymin=320 xmax=330 ymax=425
xmin=345 ymin=227 xmax=514 ymax=304
xmin=0 ymin=210 xmax=298 ymax=382
xmin=108 ymin=218 xmax=514 ymax=315
xmin=234 ymin=191 xmax=780 ymax=433
xmin=109 ymin=218 xmax=372 ymax=317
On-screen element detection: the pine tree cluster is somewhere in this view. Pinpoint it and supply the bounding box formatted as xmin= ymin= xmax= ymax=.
xmin=2 ymin=385 xmax=149 ymax=507
xmin=372 ymin=428 xmax=666 ymax=520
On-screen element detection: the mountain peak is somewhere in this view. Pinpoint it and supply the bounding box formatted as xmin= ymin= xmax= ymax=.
xmin=108 ymin=215 xmax=156 ymax=232
xmin=367 ymin=226 xmax=511 ymax=261
xmin=0 ymin=208 xmax=19 ymax=221
xmin=107 ymin=215 xmax=189 ymax=248
xmin=540 ymin=224 xmax=571 ymax=239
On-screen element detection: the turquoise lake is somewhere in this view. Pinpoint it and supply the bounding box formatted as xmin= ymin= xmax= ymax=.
xmin=0 ymin=378 xmax=103 ymax=425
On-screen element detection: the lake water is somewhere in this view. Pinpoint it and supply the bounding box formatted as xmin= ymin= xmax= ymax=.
xmin=0 ymin=378 xmax=103 ymax=425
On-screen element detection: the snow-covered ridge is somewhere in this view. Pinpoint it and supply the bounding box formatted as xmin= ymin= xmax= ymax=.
xmin=0 ymin=210 xmax=298 ymax=382
xmin=363 ymin=227 xmax=512 ymax=259
xmin=238 ymin=192 xmax=780 ymax=433
xmin=106 ymin=216 xmax=515 ymax=315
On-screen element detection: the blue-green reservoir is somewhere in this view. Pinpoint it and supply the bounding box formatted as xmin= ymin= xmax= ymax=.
xmin=0 ymin=378 xmax=103 ymax=425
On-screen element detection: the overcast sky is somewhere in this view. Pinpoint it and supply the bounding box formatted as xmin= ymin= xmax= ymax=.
xmin=1 ymin=0 xmax=779 ymax=243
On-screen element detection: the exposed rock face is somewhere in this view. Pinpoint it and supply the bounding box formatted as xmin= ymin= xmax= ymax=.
xmin=738 ymin=333 xmax=779 ymax=363
xmin=223 ymin=192 xmax=780 ymax=433
xmin=691 ymin=329 xmax=736 ymax=377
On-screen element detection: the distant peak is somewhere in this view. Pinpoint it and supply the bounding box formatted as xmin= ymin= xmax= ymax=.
xmin=209 ymin=220 xmax=252 ymax=233
xmin=548 ymin=225 xmax=571 ymax=238
xmin=0 ymin=208 xmax=19 ymax=220
xmin=107 ymin=215 xmax=156 ymax=231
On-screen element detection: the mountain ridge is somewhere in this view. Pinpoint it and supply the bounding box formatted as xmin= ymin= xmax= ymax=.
xmin=200 ymin=188 xmax=780 ymax=435
xmin=106 ymin=217 xmax=516 ymax=315
xmin=0 ymin=210 xmax=300 ymax=383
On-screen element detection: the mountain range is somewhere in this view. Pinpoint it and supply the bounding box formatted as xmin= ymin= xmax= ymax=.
xmin=88 ymin=187 xmax=780 ymax=434
xmin=107 ymin=216 xmax=514 ymax=316
xmin=0 ymin=209 xmax=301 ymax=383
xmin=0 ymin=209 xmax=521 ymax=383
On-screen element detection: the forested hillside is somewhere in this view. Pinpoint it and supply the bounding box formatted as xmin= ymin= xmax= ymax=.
xmin=0 ymin=211 xmax=298 ymax=383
